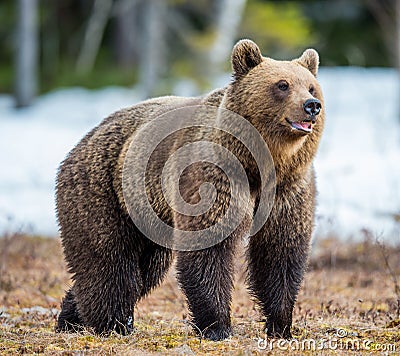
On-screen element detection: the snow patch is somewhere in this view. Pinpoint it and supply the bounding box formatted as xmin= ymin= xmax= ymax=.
xmin=0 ymin=69 xmax=399 ymax=243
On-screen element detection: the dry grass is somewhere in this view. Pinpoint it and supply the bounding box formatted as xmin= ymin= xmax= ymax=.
xmin=0 ymin=233 xmax=399 ymax=355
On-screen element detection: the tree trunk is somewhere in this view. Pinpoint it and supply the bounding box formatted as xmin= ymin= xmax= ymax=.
xmin=76 ymin=0 xmax=113 ymax=74
xmin=365 ymin=0 xmax=400 ymax=119
xmin=42 ymin=0 xmax=60 ymax=86
xmin=365 ymin=0 xmax=399 ymax=68
xmin=397 ymin=0 xmax=400 ymax=119
xmin=15 ymin=0 xmax=39 ymax=108
xmin=113 ymin=0 xmax=140 ymax=68
xmin=208 ymin=0 xmax=247 ymax=78
xmin=138 ymin=0 xmax=167 ymax=98
xmin=395 ymin=0 xmax=400 ymax=69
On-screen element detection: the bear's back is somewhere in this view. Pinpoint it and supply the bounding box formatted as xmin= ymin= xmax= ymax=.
xmin=56 ymin=95 xmax=203 ymax=249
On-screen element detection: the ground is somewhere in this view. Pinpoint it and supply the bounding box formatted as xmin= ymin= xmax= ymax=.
xmin=0 ymin=234 xmax=399 ymax=355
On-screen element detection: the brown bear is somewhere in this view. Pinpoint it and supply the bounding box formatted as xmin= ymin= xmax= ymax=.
xmin=56 ymin=39 xmax=324 ymax=341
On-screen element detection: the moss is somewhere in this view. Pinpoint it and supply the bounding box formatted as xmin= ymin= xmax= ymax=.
xmin=1 ymin=234 xmax=399 ymax=355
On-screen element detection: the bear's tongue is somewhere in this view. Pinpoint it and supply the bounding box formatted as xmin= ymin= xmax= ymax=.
xmin=292 ymin=121 xmax=312 ymax=132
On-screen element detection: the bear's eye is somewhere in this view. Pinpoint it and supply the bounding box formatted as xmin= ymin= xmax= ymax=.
xmin=277 ymin=80 xmax=289 ymax=91
xmin=309 ymin=85 xmax=315 ymax=95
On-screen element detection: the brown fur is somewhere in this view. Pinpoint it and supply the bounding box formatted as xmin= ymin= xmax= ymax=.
xmin=56 ymin=39 xmax=324 ymax=340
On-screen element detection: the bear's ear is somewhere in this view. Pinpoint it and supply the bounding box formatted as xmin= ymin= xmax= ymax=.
xmin=296 ymin=49 xmax=319 ymax=76
xmin=231 ymin=39 xmax=263 ymax=79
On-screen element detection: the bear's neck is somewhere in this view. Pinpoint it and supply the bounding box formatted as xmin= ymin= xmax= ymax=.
xmin=267 ymin=136 xmax=317 ymax=185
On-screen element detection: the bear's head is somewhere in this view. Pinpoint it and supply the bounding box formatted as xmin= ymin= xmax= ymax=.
xmin=224 ymin=39 xmax=324 ymax=165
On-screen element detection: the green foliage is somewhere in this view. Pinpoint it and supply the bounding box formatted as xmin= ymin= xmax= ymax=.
xmin=0 ymin=2 xmax=15 ymax=93
xmin=241 ymin=1 xmax=316 ymax=58
xmin=0 ymin=0 xmax=395 ymax=94
xmin=41 ymin=51 xmax=138 ymax=92
xmin=0 ymin=65 xmax=14 ymax=93
xmin=307 ymin=4 xmax=390 ymax=67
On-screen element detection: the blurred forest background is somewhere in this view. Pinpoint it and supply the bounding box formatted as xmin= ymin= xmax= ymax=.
xmin=1 ymin=0 xmax=399 ymax=107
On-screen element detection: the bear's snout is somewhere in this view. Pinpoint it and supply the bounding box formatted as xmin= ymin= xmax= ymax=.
xmin=303 ymin=98 xmax=321 ymax=118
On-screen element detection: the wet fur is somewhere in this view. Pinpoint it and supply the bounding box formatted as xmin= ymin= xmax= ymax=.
xmin=56 ymin=40 xmax=324 ymax=340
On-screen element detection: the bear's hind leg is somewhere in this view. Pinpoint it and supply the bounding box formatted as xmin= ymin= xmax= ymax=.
xmin=138 ymin=241 xmax=173 ymax=298
xmin=72 ymin=258 xmax=142 ymax=336
xmin=56 ymin=287 xmax=83 ymax=332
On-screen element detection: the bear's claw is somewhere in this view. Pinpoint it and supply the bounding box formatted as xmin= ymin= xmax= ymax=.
xmin=202 ymin=326 xmax=232 ymax=341
xmin=265 ymin=322 xmax=292 ymax=339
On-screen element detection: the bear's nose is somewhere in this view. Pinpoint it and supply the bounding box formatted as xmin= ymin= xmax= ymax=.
xmin=303 ymin=98 xmax=321 ymax=116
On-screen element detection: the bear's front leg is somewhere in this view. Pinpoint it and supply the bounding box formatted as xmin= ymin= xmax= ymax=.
xmin=176 ymin=238 xmax=236 ymax=341
xmin=247 ymin=188 xmax=314 ymax=339
xmin=247 ymin=239 xmax=309 ymax=339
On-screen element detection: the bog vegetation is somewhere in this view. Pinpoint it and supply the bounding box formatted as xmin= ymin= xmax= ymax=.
xmin=0 ymin=233 xmax=399 ymax=355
